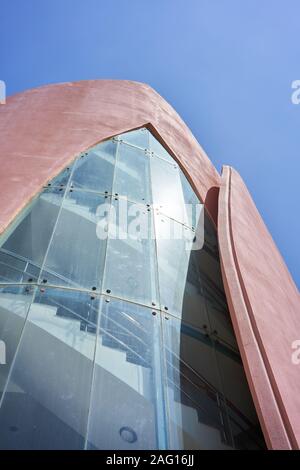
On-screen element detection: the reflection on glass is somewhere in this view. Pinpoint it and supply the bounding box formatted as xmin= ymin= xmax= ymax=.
xmin=40 ymin=190 xmax=109 ymax=290
xmin=86 ymin=297 xmax=165 ymax=450
xmin=114 ymin=143 xmax=151 ymax=204
xmin=71 ymin=140 xmax=116 ymax=194
xmin=103 ymin=199 xmax=158 ymax=307
xmin=179 ymin=171 xmax=199 ymax=207
xmin=0 ymin=288 xmax=98 ymax=449
xmin=0 ymin=189 xmax=64 ymax=282
xmin=149 ymin=133 xmax=174 ymax=163
xmin=179 ymin=172 xmax=202 ymax=230
xmin=154 ymin=215 xmax=194 ymax=315
xmin=150 ymin=155 xmax=188 ymax=225
xmin=117 ymin=128 xmax=149 ymax=149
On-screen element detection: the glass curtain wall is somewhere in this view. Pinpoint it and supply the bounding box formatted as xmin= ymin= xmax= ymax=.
xmin=0 ymin=128 xmax=265 ymax=449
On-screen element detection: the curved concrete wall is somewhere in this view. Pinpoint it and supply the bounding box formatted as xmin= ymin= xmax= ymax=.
xmin=218 ymin=166 xmax=300 ymax=449
xmin=0 ymin=80 xmax=220 ymax=236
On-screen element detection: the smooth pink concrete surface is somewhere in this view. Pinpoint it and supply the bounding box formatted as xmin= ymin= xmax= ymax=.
xmin=218 ymin=166 xmax=300 ymax=449
xmin=0 ymin=80 xmax=220 ymax=236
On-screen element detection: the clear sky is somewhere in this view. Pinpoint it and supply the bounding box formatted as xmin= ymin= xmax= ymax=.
xmin=0 ymin=0 xmax=299 ymax=288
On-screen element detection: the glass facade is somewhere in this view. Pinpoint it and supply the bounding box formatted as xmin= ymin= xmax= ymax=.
xmin=0 ymin=128 xmax=265 ymax=449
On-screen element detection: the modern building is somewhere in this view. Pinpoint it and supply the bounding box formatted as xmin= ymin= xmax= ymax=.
xmin=0 ymin=80 xmax=298 ymax=450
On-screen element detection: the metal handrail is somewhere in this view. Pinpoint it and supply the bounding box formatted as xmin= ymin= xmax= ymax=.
xmin=166 ymin=348 xmax=261 ymax=438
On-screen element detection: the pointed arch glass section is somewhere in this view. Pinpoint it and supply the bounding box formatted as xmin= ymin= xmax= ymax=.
xmin=0 ymin=128 xmax=265 ymax=449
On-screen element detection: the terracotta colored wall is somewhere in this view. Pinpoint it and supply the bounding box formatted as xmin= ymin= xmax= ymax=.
xmin=0 ymin=80 xmax=220 ymax=236
xmin=218 ymin=166 xmax=300 ymax=449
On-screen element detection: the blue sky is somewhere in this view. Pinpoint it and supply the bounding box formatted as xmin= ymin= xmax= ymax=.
xmin=0 ymin=0 xmax=299 ymax=288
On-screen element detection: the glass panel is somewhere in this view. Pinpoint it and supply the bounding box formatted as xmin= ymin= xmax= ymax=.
xmin=179 ymin=172 xmax=203 ymax=230
xmin=0 ymin=129 xmax=265 ymax=450
xmin=181 ymin=250 xmax=211 ymax=330
xmin=0 ymin=285 xmax=35 ymax=400
xmin=48 ymin=163 xmax=74 ymax=188
xmin=113 ymin=143 xmax=151 ymax=204
xmin=179 ymin=172 xmax=200 ymax=207
xmin=150 ymin=155 xmax=188 ymax=225
xmin=71 ymin=140 xmax=116 ymax=193
xmin=0 ymin=251 xmax=41 ymax=284
xmin=162 ymin=315 xmax=233 ymax=449
xmin=40 ymin=190 xmax=109 ymax=290
xmin=0 ymin=251 xmax=27 ymax=284
xmin=0 ymin=288 xmax=99 ymax=449
xmin=214 ymin=346 xmax=265 ymax=449
xmin=226 ymin=405 xmax=266 ymax=450
xmin=0 ymin=188 xmax=64 ymax=282
xmin=196 ymin=214 xmax=237 ymax=349
xmin=154 ymin=214 xmax=195 ymax=316
xmin=103 ymin=199 xmax=158 ymax=307
xmin=86 ymin=297 xmax=165 ymax=450
xmin=149 ymin=133 xmax=174 ymax=163
xmin=117 ymin=128 xmax=149 ymax=149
